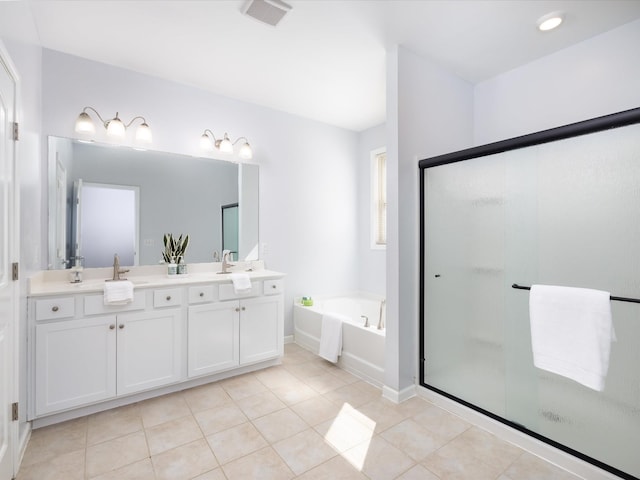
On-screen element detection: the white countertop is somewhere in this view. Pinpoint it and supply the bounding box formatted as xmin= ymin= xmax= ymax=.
xmin=28 ymin=261 xmax=285 ymax=297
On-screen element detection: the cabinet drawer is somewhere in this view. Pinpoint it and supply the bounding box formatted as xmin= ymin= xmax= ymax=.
xmin=263 ymin=279 xmax=284 ymax=295
xmin=188 ymin=285 xmax=216 ymax=304
xmin=219 ymin=282 xmax=261 ymax=300
xmin=154 ymin=288 xmax=183 ymax=308
xmin=35 ymin=297 xmax=75 ymax=321
xmin=84 ymin=293 xmax=146 ymax=316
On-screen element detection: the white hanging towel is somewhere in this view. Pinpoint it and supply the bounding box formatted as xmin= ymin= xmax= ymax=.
xmin=529 ymin=284 xmax=615 ymax=391
xmin=319 ymin=313 xmax=346 ymax=363
xmin=230 ymin=273 xmax=252 ymax=294
xmin=103 ymin=280 xmax=134 ymax=305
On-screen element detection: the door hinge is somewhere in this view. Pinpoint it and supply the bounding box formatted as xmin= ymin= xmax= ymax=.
xmin=11 ymin=402 xmax=18 ymax=421
xmin=12 ymin=122 xmax=19 ymax=141
xmin=12 ymin=262 xmax=18 ymax=281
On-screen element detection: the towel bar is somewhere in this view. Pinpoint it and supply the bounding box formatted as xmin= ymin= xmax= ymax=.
xmin=512 ymin=283 xmax=640 ymax=304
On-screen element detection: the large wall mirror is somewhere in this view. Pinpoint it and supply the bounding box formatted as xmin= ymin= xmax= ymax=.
xmin=47 ymin=136 xmax=259 ymax=269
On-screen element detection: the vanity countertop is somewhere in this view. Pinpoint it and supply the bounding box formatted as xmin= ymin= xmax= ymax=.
xmin=28 ymin=261 xmax=285 ymax=297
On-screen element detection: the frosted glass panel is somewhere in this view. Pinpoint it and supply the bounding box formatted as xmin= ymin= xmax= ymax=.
xmin=423 ymin=121 xmax=640 ymax=478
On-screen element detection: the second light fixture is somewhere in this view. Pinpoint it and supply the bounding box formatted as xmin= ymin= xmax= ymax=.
xmin=200 ymin=129 xmax=252 ymax=160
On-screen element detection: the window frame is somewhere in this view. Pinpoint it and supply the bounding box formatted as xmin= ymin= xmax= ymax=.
xmin=370 ymin=147 xmax=386 ymax=250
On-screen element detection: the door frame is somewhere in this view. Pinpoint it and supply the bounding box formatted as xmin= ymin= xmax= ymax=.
xmin=0 ymin=39 xmax=21 ymax=480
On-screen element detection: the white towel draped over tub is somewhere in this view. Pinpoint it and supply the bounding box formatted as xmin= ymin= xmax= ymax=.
xmin=103 ymin=280 xmax=134 ymax=305
xmin=529 ymin=284 xmax=616 ymax=391
xmin=319 ymin=313 xmax=347 ymax=363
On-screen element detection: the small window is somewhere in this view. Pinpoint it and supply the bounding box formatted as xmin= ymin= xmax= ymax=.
xmin=371 ymin=147 xmax=386 ymax=249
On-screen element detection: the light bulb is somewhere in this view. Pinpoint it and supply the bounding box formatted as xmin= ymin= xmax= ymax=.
xmin=200 ymin=133 xmax=214 ymax=151
xmin=239 ymin=142 xmax=253 ymax=160
xmin=135 ymin=122 xmax=153 ymax=144
xmin=219 ymin=134 xmax=233 ymax=154
xmin=75 ymin=111 xmax=96 ymax=135
xmin=106 ymin=115 xmax=126 ymax=138
xmin=537 ymin=12 xmax=563 ymax=31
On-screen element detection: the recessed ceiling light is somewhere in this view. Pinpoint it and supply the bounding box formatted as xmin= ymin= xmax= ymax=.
xmin=537 ymin=12 xmax=564 ymax=32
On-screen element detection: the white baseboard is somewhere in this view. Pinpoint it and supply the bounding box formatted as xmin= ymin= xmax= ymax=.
xmin=284 ymin=335 xmax=294 ymax=344
xmin=382 ymin=384 xmax=417 ymax=404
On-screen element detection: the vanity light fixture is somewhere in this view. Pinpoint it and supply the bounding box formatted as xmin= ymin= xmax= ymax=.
xmin=200 ymin=129 xmax=253 ymax=160
xmin=537 ymin=12 xmax=564 ymax=32
xmin=74 ymin=106 xmax=153 ymax=145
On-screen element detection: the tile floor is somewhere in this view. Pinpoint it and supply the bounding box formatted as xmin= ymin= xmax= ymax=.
xmin=17 ymin=343 xmax=582 ymax=480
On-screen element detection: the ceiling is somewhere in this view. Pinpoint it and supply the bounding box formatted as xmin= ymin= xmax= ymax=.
xmin=1 ymin=0 xmax=640 ymax=132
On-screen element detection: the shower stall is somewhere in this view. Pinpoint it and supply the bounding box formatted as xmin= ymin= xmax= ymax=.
xmin=419 ymin=108 xmax=640 ymax=479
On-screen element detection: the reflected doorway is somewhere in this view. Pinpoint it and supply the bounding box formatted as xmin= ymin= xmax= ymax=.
xmin=221 ymin=203 xmax=238 ymax=259
xmin=73 ymin=180 xmax=139 ymax=268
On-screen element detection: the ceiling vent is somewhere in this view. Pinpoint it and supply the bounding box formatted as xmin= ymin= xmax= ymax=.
xmin=243 ymin=0 xmax=292 ymax=27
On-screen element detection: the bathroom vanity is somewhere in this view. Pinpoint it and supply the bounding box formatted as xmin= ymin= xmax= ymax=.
xmin=27 ymin=262 xmax=284 ymax=426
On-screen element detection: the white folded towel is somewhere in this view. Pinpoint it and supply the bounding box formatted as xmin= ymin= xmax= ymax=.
xmin=103 ymin=280 xmax=134 ymax=305
xmin=529 ymin=284 xmax=615 ymax=391
xmin=319 ymin=313 xmax=346 ymax=363
xmin=230 ymin=273 xmax=252 ymax=294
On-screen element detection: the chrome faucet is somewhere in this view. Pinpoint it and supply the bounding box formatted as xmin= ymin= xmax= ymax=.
xmin=361 ymin=315 xmax=370 ymax=328
xmin=377 ymin=299 xmax=386 ymax=330
xmin=219 ymin=250 xmax=235 ymax=274
xmin=111 ymin=254 xmax=129 ymax=281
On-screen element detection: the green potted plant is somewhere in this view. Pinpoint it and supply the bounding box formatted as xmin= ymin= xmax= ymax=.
xmin=162 ymin=233 xmax=190 ymax=265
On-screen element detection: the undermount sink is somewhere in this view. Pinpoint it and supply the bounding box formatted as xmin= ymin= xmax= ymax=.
xmin=71 ymin=279 xmax=150 ymax=288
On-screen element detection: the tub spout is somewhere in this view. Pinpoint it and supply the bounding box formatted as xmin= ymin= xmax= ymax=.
xmin=377 ymin=299 xmax=386 ymax=330
xmin=361 ymin=315 xmax=369 ymax=328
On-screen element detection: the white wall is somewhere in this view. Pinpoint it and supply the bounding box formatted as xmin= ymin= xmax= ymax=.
xmin=357 ymin=123 xmax=386 ymax=296
xmin=38 ymin=49 xmax=360 ymax=336
xmin=474 ymin=19 xmax=640 ymax=144
xmin=386 ymin=46 xmax=474 ymax=395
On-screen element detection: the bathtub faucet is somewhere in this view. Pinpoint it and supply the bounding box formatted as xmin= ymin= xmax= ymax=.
xmin=361 ymin=315 xmax=369 ymax=328
xmin=377 ymin=299 xmax=386 ymax=330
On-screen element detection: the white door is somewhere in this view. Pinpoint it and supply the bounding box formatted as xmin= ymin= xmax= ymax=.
xmin=75 ymin=181 xmax=139 ymax=268
xmin=0 ymin=45 xmax=18 ymax=480
xmin=35 ymin=317 xmax=117 ymax=416
xmin=53 ymin=157 xmax=67 ymax=269
xmin=116 ymin=309 xmax=182 ymax=395
xmin=188 ymin=302 xmax=239 ymax=377
xmin=239 ymin=296 xmax=283 ymax=365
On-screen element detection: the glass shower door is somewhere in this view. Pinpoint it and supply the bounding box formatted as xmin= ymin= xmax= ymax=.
xmin=422 ymin=121 xmax=640 ymax=479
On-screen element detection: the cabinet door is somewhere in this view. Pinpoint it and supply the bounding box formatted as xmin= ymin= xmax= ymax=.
xmin=239 ymin=295 xmax=283 ymax=365
xmin=35 ymin=316 xmax=116 ymax=415
xmin=188 ymin=302 xmax=239 ymax=377
xmin=117 ymin=309 xmax=182 ymax=395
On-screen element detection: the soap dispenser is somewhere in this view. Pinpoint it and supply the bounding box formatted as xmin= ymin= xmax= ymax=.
xmin=167 ymin=257 xmax=177 ymax=275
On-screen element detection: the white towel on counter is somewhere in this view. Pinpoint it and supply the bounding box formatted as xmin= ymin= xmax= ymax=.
xmin=319 ymin=313 xmax=347 ymax=363
xmin=231 ymin=273 xmax=252 ymax=294
xmin=529 ymin=284 xmax=615 ymax=391
xmin=103 ymin=280 xmax=134 ymax=305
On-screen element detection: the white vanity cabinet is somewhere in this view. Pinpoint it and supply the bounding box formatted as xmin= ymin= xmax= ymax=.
xmin=116 ymin=309 xmax=183 ymax=395
xmin=239 ymin=295 xmax=284 ymax=365
xmin=35 ymin=315 xmax=117 ymax=415
xmin=34 ymin=308 xmax=182 ymax=415
xmin=188 ymin=302 xmax=240 ymax=377
xmin=187 ymin=282 xmax=284 ymax=377
xmin=28 ymin=268 xmax=285 ymax=423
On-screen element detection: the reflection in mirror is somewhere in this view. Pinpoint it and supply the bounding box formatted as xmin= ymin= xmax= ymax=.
xmin=221 ymin=203 xmax=239 ymax=258
xmin=73 ymin=180 xmax=139 ymax=268
xmin=47 ymin=136 xmax=259 ymax=269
